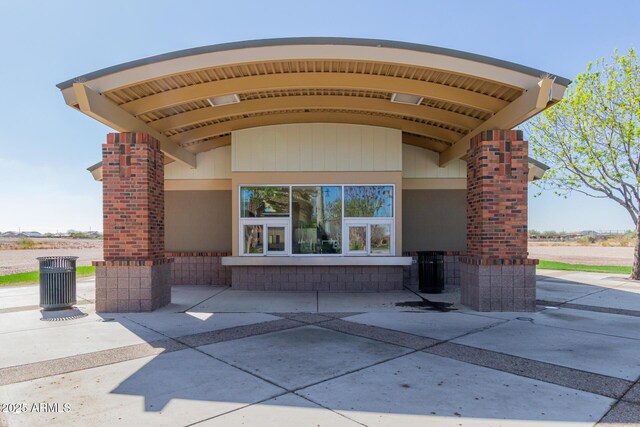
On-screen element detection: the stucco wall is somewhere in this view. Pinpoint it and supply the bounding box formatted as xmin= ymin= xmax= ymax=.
xmin=165 ymin=191 xmax=232 ymax=252
xmin=402 ymin=190 xmax=466 ymax=251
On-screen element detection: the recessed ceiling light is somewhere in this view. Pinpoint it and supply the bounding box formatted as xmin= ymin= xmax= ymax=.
xmin=391 ymin=92 xmax=423 ymax=106
xmin=208 ymin=94 xmax=240 ymax=107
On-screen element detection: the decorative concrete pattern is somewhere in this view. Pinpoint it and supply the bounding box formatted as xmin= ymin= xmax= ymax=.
xmin=231 ymin=265 xmax=404 ymax=291
xmin=425 ymin=342 xmax=633 ymax=399
xmin=197 ymin=325 xmax=411 ymax=390
xmin=319 ymin=318 xmax=438 ymax=350
xmin=460 ymin=262 xmax=536 ymax=311
xmin=597 ymin=401 xmax=640 ymax=426
xmin=168 ymin=253 xmax=231 ymax=286
xmin=0 ymin=339 xmax=186 ymax=386
xmin=2 ymin=274 xmax=639 ymax=426
xmin=297 ymin=351 xmax=614 ymax=427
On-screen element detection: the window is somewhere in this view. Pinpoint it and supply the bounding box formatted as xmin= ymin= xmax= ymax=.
xmin=240 ymin=186 xmax=290 ymax=255
xmin=239 ymin=184 xmax=394 ymax=257
xmin=292 ymin=186 xmax=342 ymax=254
xmin=241 ymin=186 xmax=289 ymax=217
xmin=344 ymin=186 xmax=393 ymax=218
xmin=243 ymin=224 xmax=264 ymax=254
xmin=241 ymin=221 xmax=289 ymax=256
xmin=344 ymin=185 xmax=393 ymax=256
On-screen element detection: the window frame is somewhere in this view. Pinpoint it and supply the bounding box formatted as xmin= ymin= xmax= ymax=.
xmin=238 ymin=184 xmax=395 ymax=257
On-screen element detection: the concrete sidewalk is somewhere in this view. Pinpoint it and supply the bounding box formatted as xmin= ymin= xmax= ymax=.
xmin=0 ymin=271 xmax=639 ymax=426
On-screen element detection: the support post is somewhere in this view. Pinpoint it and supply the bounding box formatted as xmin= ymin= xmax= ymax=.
xmin=460 ymin=130 xmax=537 ymax=312
xmin=94 ymin=133 xmax=172 ymax=312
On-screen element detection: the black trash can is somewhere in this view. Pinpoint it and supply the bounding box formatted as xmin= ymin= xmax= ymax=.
xmin=417 ymin=251 xmax=445 ymax=293
xmin=37 ymin=256 xmax=78 ymax=310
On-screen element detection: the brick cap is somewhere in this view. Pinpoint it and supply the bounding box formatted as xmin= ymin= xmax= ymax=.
xmin=403 ymin=251 xmax=463 ymax=256
xmin=93 ymin=258 xmax=174 ymax=267
xmin=460 ymin=256 xmax=538 ymax=266
xmin=165 ymin=251 xmax=232 ymax=257
xmin=471 ymin=129 xmax=524 ymax=144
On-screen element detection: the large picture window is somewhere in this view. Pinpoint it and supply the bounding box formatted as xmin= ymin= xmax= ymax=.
xmin=292 ymin=186 xmax=342 ymax=254
xmin=344 ymin=186 xmax=393 ymax=218
xmin=239 ymin=184 xmax=394 ymax=256
xmin=240 ymin=186 xmax=290 ymax=217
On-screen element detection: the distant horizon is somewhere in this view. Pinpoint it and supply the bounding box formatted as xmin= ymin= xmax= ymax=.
xmin=1 ymin=1 xmax=638 ymax=232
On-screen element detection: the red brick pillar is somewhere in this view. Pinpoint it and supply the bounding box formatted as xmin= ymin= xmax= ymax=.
xmin=94 ymin=133 xmax=172 ymax=312
xmin=460 ymin=130 xmax=537 ymax=311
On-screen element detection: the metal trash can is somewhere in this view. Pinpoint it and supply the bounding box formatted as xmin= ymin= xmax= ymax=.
xmin=37 ymin=256 xmax=78 ymax=310
xmin=417 ymin=251 xmax=445 ymax=293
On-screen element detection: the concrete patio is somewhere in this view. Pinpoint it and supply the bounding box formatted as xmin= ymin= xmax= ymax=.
xmin=1 ymin=271 xmax=639 ymax=426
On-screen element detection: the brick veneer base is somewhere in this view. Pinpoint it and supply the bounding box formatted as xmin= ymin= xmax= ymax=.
xmin=232 ymin=266 xmax=404 ymax=291
xmin=460 ymin=258 xmax=536 ymax=312
xmin=167 ymin=252 xmax=231 ymax=286
xmin=94 ymin=260 xmax=172 ymax=312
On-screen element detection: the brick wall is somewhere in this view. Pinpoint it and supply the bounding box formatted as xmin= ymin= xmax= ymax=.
xmin=466 ymin=130 xmax=528 ymax=259
xmin=95 ymin=132 xmax=170 ymax=313
xmin=102 ymin=133 xmax=165 ymax=261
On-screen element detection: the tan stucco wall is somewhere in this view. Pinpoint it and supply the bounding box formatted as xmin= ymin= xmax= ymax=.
xmin=165 ymin=190 xmax=232 ymax=252
xmin=402 ymin=190 xmax=466 ymax=252
xmin=232 ymin=171 xmax=403 ymax=256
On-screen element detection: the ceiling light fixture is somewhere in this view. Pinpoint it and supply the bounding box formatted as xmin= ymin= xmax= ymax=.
xmin=208 ymin=94 xmax=241 ymax=107
xmin=390 ymin=92 xmax=423 ymax=106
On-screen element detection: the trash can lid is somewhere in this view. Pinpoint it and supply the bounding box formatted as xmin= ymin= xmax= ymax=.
xmin=36 ymin=256 xmax=79 ymax=261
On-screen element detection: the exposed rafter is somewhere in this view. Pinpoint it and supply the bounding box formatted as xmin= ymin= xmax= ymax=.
xmin=118 ymin=73 xmax=510 ymax=117
xmin=149 ymin=95 xmax=483 ymax=132
xmin=168 ymin=111 xmax=464 ymax=146
xmin=73 ymin=84 xmax=196 ymax=168
xmin=438 ymin=78 xmax=555 ymax=167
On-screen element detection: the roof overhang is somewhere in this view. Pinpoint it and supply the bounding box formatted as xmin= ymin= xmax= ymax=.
xmin=58 ymin=37 xmax=570 ymax=170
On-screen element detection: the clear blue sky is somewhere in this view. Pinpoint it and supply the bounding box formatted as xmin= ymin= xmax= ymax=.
xmin=0 ymin=0 xmax=638 ymax=233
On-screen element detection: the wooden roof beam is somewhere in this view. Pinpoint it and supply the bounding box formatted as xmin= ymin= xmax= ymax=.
xmin=168 ymin=111 xmax=463 ymax=146
xmin=438 ymin=78 xmax=554 ymax=167
xmin=149 ymin=95 xmax=484 ymax=133
xmin=118 ymin=73 xmax=510 ymax=117
xmin=73 ymin=83 xmax=197 ymax=168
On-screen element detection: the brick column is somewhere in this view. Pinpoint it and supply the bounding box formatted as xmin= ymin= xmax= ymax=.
xmin=461 ymin=130 xmax=537 ymax=312
xmin=94 ymin=133 xmax=172 ymax=312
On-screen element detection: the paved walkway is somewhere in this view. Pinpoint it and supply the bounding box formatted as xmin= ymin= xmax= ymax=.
xmin=0 ymin=272 xmax=639 ymax=426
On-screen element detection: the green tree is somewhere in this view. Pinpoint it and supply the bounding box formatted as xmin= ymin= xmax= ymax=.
xmin=527 ymin=49 xmax=640 ymax=278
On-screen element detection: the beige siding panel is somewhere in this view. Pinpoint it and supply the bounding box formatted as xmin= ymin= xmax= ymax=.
xmin=402 ymin=144 xmax=466 ymax=178
xmin=299 ymin=125 xmax=313 ymax=171
xmin=324 ymin=125 xmax=338 ymax=171
xmin=286 ymin=125 xmax=300 ymax=171
xmin=165 ymin=146 xmax=232 ymax=179
xmin=165 ymin=190 xmax=232 ymax=252
xmin=403 ymin=189 xmax=466 ymax=251
xmin=232 ymin=123 xmax=402 ymax=172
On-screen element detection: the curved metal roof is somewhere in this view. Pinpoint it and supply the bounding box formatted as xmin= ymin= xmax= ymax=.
xmin=58 ymin=37 xmax=571 ymax=168
xmin=57 ymin=37 xmax=571 ymax=89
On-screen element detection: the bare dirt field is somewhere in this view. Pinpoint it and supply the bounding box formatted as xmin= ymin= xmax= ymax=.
xmin=0 ymin=239 xmax=103 ymax=275
xmin=528 ymin=242 xmax=633 ymax=266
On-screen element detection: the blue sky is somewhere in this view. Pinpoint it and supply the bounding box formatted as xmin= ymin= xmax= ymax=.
xmin=0 ymin=0 xmax=638 ymax=232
